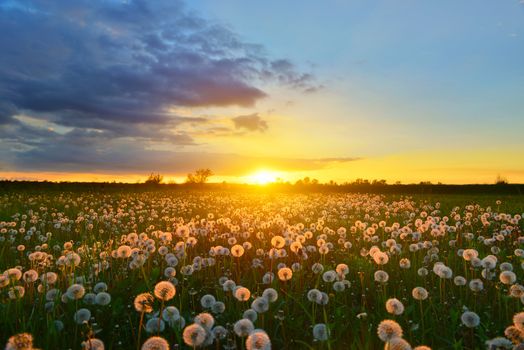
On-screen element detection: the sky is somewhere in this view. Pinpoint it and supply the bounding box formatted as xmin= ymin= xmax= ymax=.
xmin=0 ymin=0 xmax=523 ymax=184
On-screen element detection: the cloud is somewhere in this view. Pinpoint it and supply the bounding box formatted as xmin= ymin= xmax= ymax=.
xmin=0 ymin=0 xmax=317 ymax=175
xmin=0 ymin=1 xmax=266 ymax=135
xmin=232 ymin=113 xmax=268 ymax=132
xmin=3 ymin=136 xmax=359 ymax=175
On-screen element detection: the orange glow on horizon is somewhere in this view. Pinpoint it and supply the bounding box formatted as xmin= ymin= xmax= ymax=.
xmin=1 ymin=147 xmax=524 ymax=185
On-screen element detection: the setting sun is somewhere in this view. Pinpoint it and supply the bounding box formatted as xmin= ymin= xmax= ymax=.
xmin=246 ymin=170 xmax=280 ymax=185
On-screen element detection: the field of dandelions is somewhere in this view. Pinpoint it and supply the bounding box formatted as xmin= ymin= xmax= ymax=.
xmin=1 ymin=191 xmax=523 ymax=350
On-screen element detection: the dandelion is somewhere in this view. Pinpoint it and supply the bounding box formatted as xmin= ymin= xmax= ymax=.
xmin=5 ymin=333 xmax=34 ymax=350
xmin=499 ymin=271 xmax=516 ymax=285
xmin=469 ymin=279 xmax=484 ymax=292
xmin=162 ymin=306 xmax=180 ymax=323
xmin=412 ymin=287 xmax=428 ymax=300
xmin=484 ymin=337 xmax=512 ymax=349
xmin=231 ymin=244 xmax=245 ymax=257
xmin=307 ymin=289 xmax=322 ymax=303
xmin=243 ymin=309 xmax=258 ymax=322
xmin=313 ymin=323 xmax=329 ymax=341
xmin=163 ymin=267 xmax=176 ymax=278
xmin=399 ymin=258 xmax=411 ymax=269
xmin=373 ymin=251 xmax=389 ymax=265
xmin=356 ymin=312 xmax=367 ymax=319
xmin=385 ymin=298 xmax=405 ymax=315
xmin=336 ymin=263 xmax=349 ymax=275
xmin=509 ymin=284 xmax=524 ymax=298
xmin=234 ymin=319 xmax=255 ymax=337
xmin=513 ymin=312 xmax=524 ymax=332
xmin=74 ymin=308 xmax=91 ymax=324
xmin=40 ymin=272 xmax=58 ymax=285
xmin=134 ymin=293 xmax=154 ymax=313
xmin=500 ymin=262 xmax=513 ymax=271
xmin=277 ymin=267 xmax=292 ymax=281
xmin=222 ymin=279 xmax=236 ymax=292
xmin=374 ymin=270 xmax=389 ymax=283
xmin=262 ymin=288 xmax=278 ymax=303
xmin=81 ymin=338 xmax=105 ymax=350
xmin=141 ymin=336 xmax=169 ymax=350
xmin=387 ymin=337 xmax=412 ymax=350
xmin=200 ymin=294 xmax=216 ymax=308
xmin=95 ymin=292 xmax=111 ymax=306
xmin=271 ymin=236 xmax=285 ymax=249
xmin=22 ymin=270 xmax=38 ymax=283
xmin=211 ymin=301 xmax=226 ymax=314
xmin=312 ymin=263 xmax=324 ymax=274
xmin=135 ymin=292 xmax=154 ymax=347
xmin=377 ymin=320 xmax=403 ymax=342
xmin=66 ymin=284 xmax=85 ymax=300
xmin=8 ymin=286 xmax=25 ymax=299
xmin=212 ymin=326 xmax=228 ymax=340
xmin=153 ymin=281 xmax=176 ymax=301
xmin=46 ymin=289 xmax=60 ymax=301
xmin=246 ymin=329 xmax=271 ymax=350
xmin=194 ymin=312 xmax=215 ymax=330
xmin=5 ymin=268 xmax=22 ymax=281
xmin=0 ymin=274 xmax=9 ymax=288
xmin=93 ymin=282 xmax=108 ymax=293
xmin=333 ymin=281 xmax=345 ymax=292
xmin=461 ymin=311 xmax=480 ymax=328
xmin=183 ymin=324 xmax=207 ymax=347
xmin=322 ymin=270 xmax=337 ymax=282
xmin=79 ymin=292 xmax=93 ymax=305
xmin=463 ymin=249 xmax=478 ymax=261
xmin=251 ymin=297 xmax=269 ymax=313
xmin=234 ymin=287 xmax=251 ymax=301
xmin=145 ymin=318 xmax=165 ymax=333
xmin=417 ymin=268 xmax=428 ymax=277
xmin=504 ymin=325 xmax=524 ymax=344
xmin=454 ymin=276 xmax=466 ymax=286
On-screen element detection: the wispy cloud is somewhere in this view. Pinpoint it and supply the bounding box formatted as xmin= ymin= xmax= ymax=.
xmin=5 ymin=140 xmax=360 ymax=175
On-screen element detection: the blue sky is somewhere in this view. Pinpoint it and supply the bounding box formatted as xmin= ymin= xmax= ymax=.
xmin=192 ymin=0 xmax=524 ymax=129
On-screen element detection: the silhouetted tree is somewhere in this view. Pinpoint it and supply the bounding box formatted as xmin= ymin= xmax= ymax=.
xmin=353 ymin=178 xmax=370 ymax=185
xmin=186 ymin=168 xmax=214 ymax=184
xmin=372 ymin=179 xmax=387 ymax=185
xmin=495 ymin=174 xmax=508 ymax=185
xmin=145 ymin=173 xmax=163 ymax=185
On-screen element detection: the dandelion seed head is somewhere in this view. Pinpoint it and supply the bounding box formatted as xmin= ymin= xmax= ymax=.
xmin=377 ymin=320 xmax=403 ymax=342
xmin=153 ymin=281 xmax=176 ymax=301
xmin=234 ymin=318 xmax=254 ymax=337
xmin=461 ymin=311 xmax=480 ymax=328
xmin=141 ymin=336 xmax=169 ymax=350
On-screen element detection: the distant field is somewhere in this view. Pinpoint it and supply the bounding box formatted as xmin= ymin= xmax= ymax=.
xmin=1 ymin=190 xmax=523 ymax=349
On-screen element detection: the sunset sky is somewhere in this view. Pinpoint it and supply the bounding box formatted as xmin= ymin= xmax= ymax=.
xmin=1 ymin=0 xmax=523 ymax=184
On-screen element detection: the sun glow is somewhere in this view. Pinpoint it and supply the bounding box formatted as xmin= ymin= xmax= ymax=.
xmin=246 ymin=170 xmax=280 ymax=185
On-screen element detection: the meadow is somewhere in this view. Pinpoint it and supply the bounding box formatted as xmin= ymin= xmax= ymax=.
xmin=1 ymin=189 xmax=523 ymax=350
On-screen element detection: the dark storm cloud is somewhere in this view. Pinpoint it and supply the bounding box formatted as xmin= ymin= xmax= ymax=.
xmin=232 ymin=113 xmax=268 ymax=132
xmin=0 ymin=0 xmax=320 ymax=173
